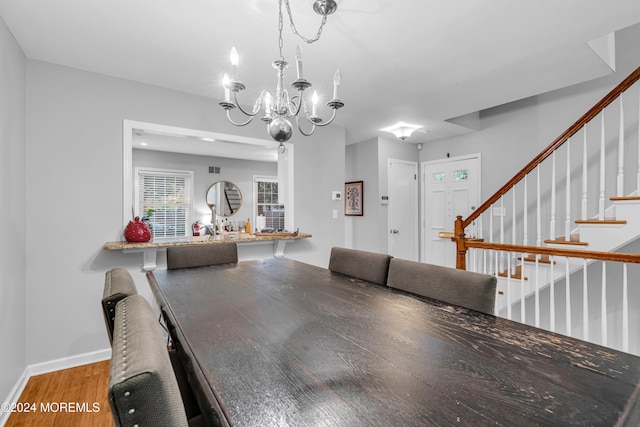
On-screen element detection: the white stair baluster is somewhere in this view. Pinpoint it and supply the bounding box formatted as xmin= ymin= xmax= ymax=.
xmin=537 ymin=166 xmax=542 ymax=247
xmin=582 ymin=127 xmax=588 ymax=220
xmin=565 ymin=257 xmax=572 ymax=337
xmin=617 ymin=97 xmax=624 ymax=197
xmin=506 ymin=251 xmax=511 ymax=320
xmin=602 ymin=261 xmax=608 ymax=347
xmin=534 ymin=255 xmax=540 ymax=328
xmin=523 ymin=175 xmax=528 ymax=246
xmin=506 ymin=253 xmax=512 ymax=321
xmin=512 ymin=189 xmax=516 ymax=274
xmin=550 ymin=256 xmax=555 ymax=333
xmin=623 ymin=263 xmax=629 ymax=353
xmin=520 ymin=253 xmax=526 ymax=324
xmin=637 ymin=86 xmax=640 ymax=192
xmin=500 ymin=196 xmax=504 ymax=273
xmin=599 ymin=112 xmax=606 ymax=221
xmin=565 ymin=139 xmax=571 ymax=239
xmin=583 ymin=259 xmax=589 ymax=342
xmin=550 ymin=153 xmax=556 ymax=241
xmin=489 ymin=205 xmax=494 ymax=274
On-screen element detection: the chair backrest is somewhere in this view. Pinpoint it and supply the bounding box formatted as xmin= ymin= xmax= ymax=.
xmin=109 ymin=295 xmax=189 ymax=427
xmin=328 ymin=247 xmax=392 ymax=286
xmin=167 ymin=243 xmax=238 ymax=270
xmin=102 ymin=267 xmax=138 ymax=343
xmin=386 ymin=258 xmax=497 ymax=315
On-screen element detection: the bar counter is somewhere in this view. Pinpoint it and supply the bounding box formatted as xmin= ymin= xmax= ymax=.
xmin=103 ymin=232 xmax=312 ymax=270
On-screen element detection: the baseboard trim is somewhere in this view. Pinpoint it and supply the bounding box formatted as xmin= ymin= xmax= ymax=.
xmin=28 ymin=348 xmax=111 ymax=377
xmin=0 ymin=367 xmax=30 ymax=427
xmin=0 ymin=348 xmax=112 ymax=427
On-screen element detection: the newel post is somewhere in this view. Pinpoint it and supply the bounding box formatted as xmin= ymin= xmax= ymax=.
xmin=454 ymin=216 xmax=467 ymax=270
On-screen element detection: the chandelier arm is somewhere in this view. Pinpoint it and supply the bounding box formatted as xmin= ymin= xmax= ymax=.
xmin=310 ymin=109 xmax=339 ymax=127
xmin=295 ymin=116 xmax=316 ymax=137
xmin=232 ymin=91 xmax=263 ymax=117
xmin=226 ymin=109 xmax=255 ymax=127
xmin=286 ymin=94 xmax=302 ymax=116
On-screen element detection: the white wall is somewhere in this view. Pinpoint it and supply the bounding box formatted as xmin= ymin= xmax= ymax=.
xmin=25 ymin=60 xmax=345 ymax=366
xmin=0 ymin=15 xmax=27 ymax=404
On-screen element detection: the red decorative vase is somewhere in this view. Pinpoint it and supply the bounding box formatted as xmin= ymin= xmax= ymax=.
xmin=124 ymin=216 xmax=151 ymax=242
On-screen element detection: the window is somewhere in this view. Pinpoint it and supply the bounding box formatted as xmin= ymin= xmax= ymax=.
xmin=135 ymin=168 xmax=194 ymax=238
xmin=254 ymin=176 xmax=285 ymax=231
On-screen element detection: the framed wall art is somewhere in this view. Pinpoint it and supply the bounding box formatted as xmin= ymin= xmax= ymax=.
xmin=345 ymin=181 xmax=363 ymax=216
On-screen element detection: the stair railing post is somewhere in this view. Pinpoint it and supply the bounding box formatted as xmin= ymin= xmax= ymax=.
xmin=455 ymin=216 xmax=467 ymax=270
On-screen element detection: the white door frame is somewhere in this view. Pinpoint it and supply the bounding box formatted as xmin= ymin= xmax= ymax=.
xmin=420 ymin=153 xmax=481 ymax=263
xmin=388 ymin=158 xmax=419 ymax=260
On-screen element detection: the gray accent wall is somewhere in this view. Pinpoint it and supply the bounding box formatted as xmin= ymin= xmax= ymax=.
xmin=0 ymin=15 xmax=27 ymax=405
xmin=24 ymin=60 xmax=345 ymax=368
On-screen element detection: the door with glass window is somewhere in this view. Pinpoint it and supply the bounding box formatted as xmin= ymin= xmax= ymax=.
xmin=422 ymin=155 xmax=480 ymax=267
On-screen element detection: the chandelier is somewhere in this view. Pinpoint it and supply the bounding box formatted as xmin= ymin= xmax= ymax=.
xmin=219 ymin=0 xmax=344 ymax=143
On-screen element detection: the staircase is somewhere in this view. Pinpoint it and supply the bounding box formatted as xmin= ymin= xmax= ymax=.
xmin=496 ymin=196 xmax=640 ymax=312
xmin=454 ymin=66 xmax=640 ymax=355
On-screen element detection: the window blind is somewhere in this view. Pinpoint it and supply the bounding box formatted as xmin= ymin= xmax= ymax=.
xmin=136 ymin=168 xmax=193 ymax=238
xmin=255 ymin=177 xmax=285 ymax=231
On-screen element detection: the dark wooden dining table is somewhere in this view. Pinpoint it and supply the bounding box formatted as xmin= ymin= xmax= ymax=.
xmin=147 ymin=257 xmax=640 ymax=427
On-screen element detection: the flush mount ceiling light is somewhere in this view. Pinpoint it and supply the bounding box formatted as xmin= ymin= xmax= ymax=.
xmin=380 ymin=121 xmax=423 ymax=141
xmin=219 ymin=0 xmax=344 ymax=144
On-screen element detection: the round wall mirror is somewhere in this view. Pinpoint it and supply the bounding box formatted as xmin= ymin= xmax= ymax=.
xmin=206 ymin=181 xmax=243 ymax=217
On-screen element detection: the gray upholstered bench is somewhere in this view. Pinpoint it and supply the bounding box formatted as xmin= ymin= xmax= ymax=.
xmin=328 ymin=247 xmax=392 ymax=286
xmin=167 ymin=243 xmax=238 ymax=269
xmin=386 ymin=258 xmax=497 ymax=315
xmin=102 ymin=267 xmax=137 ymax=343
xmin=109 ymin=295 xmax=204 ymax=426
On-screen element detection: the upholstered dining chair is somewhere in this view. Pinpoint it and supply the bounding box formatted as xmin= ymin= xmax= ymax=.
xmin=102 ymin=267 xmax=137 ymax=343
xmin=108 ymin=294 xmax=204 ymax=427
xmin=328 ymin=247 xmax=393 ymax=286
xmin=386 ymin=258 xmax=497 ymax=315
xmin=166 ymin=243 xmax=238 ymax=269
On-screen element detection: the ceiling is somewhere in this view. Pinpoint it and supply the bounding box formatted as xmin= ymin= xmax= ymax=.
xmin=1 ymin=0 xmax=640 ymax=147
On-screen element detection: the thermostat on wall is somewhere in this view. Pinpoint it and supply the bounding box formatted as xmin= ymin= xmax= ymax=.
xmin=381 ymin=195 xmax=389 ymax=205
xmin=332 ymin=191 xmax=342 ymax=201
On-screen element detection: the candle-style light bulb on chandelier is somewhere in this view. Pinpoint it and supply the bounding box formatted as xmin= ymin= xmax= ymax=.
xmin=218 ymin=0 xmax=344 ymax=143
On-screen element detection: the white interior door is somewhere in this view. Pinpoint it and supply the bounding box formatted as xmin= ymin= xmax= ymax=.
xmin=388 ymin=159 xmax=418 ymax=261
xmin=422 ymin=155 xmax=480 ymax=267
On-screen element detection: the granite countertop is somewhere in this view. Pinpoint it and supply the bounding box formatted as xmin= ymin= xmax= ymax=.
xmin=103 ymin=232 xmax=312 ymax=250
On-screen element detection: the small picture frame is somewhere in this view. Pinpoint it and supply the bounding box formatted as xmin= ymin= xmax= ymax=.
xmin=345 ymin=181 xmax=364 ymax=216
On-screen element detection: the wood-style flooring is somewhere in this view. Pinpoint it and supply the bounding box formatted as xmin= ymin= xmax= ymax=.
xmin=5 ymin=360 xmax=114 ymax=427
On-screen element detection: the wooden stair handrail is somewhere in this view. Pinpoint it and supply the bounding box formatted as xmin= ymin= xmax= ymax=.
xmin=462 ymin=66 xmax=640 ymax=229
xmin=466 ymin=241 xmax=640 ymax=264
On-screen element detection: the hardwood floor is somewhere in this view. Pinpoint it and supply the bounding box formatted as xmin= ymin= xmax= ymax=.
xmin=6 ymin=361 xmax=114 ymax=427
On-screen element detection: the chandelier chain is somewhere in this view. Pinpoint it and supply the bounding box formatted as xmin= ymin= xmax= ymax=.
xmin=279 ymin=0 xmax=328 ymax=59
